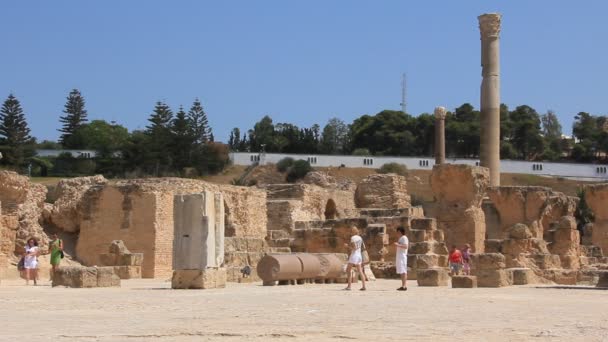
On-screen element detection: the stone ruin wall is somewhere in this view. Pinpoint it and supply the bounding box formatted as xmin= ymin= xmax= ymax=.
xmin=585 ymin=184 xmax=608 ymax=254
xmin=73 ymin=178 xmax=267 ymax=279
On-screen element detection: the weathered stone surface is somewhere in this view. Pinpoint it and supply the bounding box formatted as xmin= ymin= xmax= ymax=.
xmin=508 ymin=223 xmax=533 ymax=240
xmin=471 ymin=253 xmax=506 ymax=270
xmin=508 ymin=268 xmax=535 ymax=285
xmin=109 ymin=240 xmax=130 ymax=255
xmin=484 ymin=239 xmax=503 ymax=253
xmin=416 ymin=268 xmax=449 ymax=286
xmin=487 ymin=186 xmax=577 ymax=240
xmin=597 ymin=271 xmax=608 ymax=288
xmin=119 ymin=253 xmax=143 ymax=266
xmin=300 ymin=171 xmax=356 ymax=192
xmin=52 ymin=266 xmax=119 ymax=288
xmin=171 ymin=268 xmax=227 ymax=289
xmin=75 ymin=178 xmax=265 ymax=279
xmin=476 ymin=269 xmax=511 ymax=287
xmin=113 ymin=265 xmax=142 ymax=279
xmin=48 ymin=175 xmax=107 ymax=233
xmin=355 ymin=174 xmax=410 ymax=209
xmin=369 ymin=262 xmax=400 ymax=279
xmin=0 ymin=171 xmax=48 ymax=253
xmin=584 ymin=184 xmax=608 ymax=254
xmin=431 ymin=165 xmax=489 ymax=252
xmin=451 ymin=275 xmax=478 ymax=288
xmin=411 ymin=218 xmax=437 ymax=231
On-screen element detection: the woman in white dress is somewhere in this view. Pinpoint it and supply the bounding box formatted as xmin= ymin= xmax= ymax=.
xmin=23 ymin=238 xmax=39 ymax=285
xmin=343 ymin=226 xmax=366 ymax=291
xmin=394 ymin=227 xmax=409 ymax=291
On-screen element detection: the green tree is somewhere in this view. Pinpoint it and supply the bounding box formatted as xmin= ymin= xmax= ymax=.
xmin=350 ymin=110 xmax=416 ymax=156
xmin=320 ymin=118 xmax=348 ymax=154
xmin=73 ymin=120 xmax=129 ymax=157
xmin=228 ymin=127 xmax=241 ymax=151
xmin=187 ymin=98 xmax=211 ymax=144
xmin=509 ymin=105 xmax=544 ymax=160
xmin=59 ymin=89 xmax=88 ymax=148
xmin=249 ymin=115 xmax=275 ymax=152
xmin=145 ymin=101 xmax=174 ymax=175
xmin=540 ymin=110 xmax=563 ymax=160
xmin=171 ymin=106 xmax=195 ymax=171
xmin=0 ymin=94 xmax=36 ymax=166
xmin=446 ymin=104 xmax=480 ymax=157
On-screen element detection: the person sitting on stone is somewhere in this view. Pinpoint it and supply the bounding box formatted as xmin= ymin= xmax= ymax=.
xmin=448 ymin=245 xmax=463 ymax=276
xmin=462 ymin=244 xmax=472 ymax=276
xmin=343 ymin=226 xmax=366 ymax=291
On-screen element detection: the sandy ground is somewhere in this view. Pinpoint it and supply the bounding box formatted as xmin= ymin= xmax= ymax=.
xmin=0 ymin=278 xmax=606 ymax=342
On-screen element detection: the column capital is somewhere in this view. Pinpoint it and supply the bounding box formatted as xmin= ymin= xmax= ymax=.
xmin=478 ymin=13 xmax=501 ymax=39
xmin=434 ymin=106 xmax=447 ymax=120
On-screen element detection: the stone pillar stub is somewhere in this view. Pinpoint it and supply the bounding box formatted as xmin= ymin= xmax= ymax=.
xmin=478 ymin=13 xmax=501 ymax=186
xmin=434 ymin=106 xmax=447 ymax=165
xmin=173 ymin=192 xmax=223 ymax=270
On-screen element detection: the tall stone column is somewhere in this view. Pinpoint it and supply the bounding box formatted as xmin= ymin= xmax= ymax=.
xmin=478 ymin=13 xmax=501 ymax=186
xmin=434 ymin=106 xmax=446 ymax=165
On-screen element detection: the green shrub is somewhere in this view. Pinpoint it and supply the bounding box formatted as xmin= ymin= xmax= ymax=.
xmin=377 ymin=162 xmax=408 ymax=177
xmin=352 ymin=148 xmax=371 ymax=156
xmin=286 ymin=160 xmax=312 ymax=182
xmin=276 ymin=157 xmax=295 ymax=172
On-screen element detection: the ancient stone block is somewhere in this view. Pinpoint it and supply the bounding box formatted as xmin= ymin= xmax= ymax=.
xmin=171 ymin=268 xmax=227 ymax=289
xmin=596 ymin=271 xmax=608 ymax=288
xmin=369 ymin=262 xmax=399 ymax=279
xmin=413 ymin=254 xmax=442 ymax=269
xmin=484 ymin=239 xmax=503 ymax=253
xmin=559 ymin=255 xmax=580 ymax=270
xmin=451 ymin=275 xmax=477 ymax=288
xmin=355 ymin=174 xmax=410 ymax=209
xmin=508 ymin=223 xmax=533 ymax=240
xmin=96 ymin=267 xmax=121 ymax=287
xmin=411 ymin=218 xmax=437 ymax=231
xmin=113 ymin=266 xmax=142 ymax=279
xmin=527 ymin=254 xmax=561 ymax=270
xmin=416 ymin=268 xmax=449 ymax=286
xmin=109 ymin=240 xmax=130 ymax=255
xmin=409 ymin=229 xmax=429 ymax=243
xmin=476 ymin=269 xmax=511 ymax=287
xmin=99 ymin=253 xmax=118 ymax=266
xmin=471 ymin=253 xmax=506 ymax=270
xmin=501 ymin=238 xmax=548 ymax=256
xmin=544 ymin=269 xmax=577 ymax=285
xmin=119 ymin=253 xmax=143 ymax=266
xmin=409 ymin=241 xmax=449 ymax=255
xmin=508 ymin=268 xmax=535 ymax=285
xmin=53 ymin=266 xmax=99 ymax=288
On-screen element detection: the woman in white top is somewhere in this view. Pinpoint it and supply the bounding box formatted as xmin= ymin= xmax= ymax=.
xmin=23 ymin=238 xmax=40 ymax=285
xmin=394 ymin=227 xmax=409 ymax=291
xmin=343 ymin=226 xmax=366 ymax=291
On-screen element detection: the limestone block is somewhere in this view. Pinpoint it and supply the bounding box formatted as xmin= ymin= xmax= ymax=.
xmin=501 ymin=238 xmax=548 ymax=256
xmin=451 ymin=275 xmax=477 ymax=288
xmin=413 ymin=254 xmax=443 ymax=269
xmin=544 ymin=269 xmax=577 ymax=285
xmin=119 ymin=253 xmax=143 ymax=266
xmin=355 ymin=174 xmax=410 ymax=209
xmin=369 ymin=262 xmax=399 ymax=279
xmin=596 ymin=271 xmax=608 ymax=288
xmin=484 ymin=239 xmax=503 ymax=253
xmin=113 ymin=266 xmax=142 ymax=279
xmin=109 ymin=240 xmax=130 ymax=255
xmin=476 ymin=269 xmax=511 ymax=287
xmin=581 ymin=245 xmax=603 ymax=258
xmin=559 ymin=255 xmax=580 ymax=270
xmin=411 ymin=218 xmax=437 ymax=231
xmin=53 ymin=266 xmax=99 ymax=288
xmin=471 ymin=253 xmax=506 ymax=270
xmin=508 ymin=224 xmax=533 ymax=239
xmin=508 ymin=268 xmax=535 ymax=285
xmin=171 ymin=268 xmax=227 ymax=289
xmin=409 ymin=229 xmax=430 ymax=243
xmin=409 ymin=241 xmax=449 ymax=255
xmin=528 ymin=254 xmax=561 ymax=270
xmin=432 ymin=230 xmax=444 ymax=242
xmin=416 ymin=268 xmax=449 ymax=286
xmin=96 ymin=267 xmax=121 ymax=287
xmin=99 ymin=253 xmax=118 ymax=266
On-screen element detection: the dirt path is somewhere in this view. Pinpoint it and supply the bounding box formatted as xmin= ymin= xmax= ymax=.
xmin=0 ymin=279 xmax=606 ymax=341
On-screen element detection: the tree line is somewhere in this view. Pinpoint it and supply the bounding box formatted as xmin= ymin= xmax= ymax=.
xmin=228 ymin=104 xmax=608 ymax=163
xmin=0 ymin=90 xmax=228 ymax=177
xmin=1 ymin=90 xmax=607 ymax=178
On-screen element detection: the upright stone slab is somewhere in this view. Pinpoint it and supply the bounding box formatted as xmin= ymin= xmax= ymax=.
xmin=172 ymin=192 xmax=226 ymax=289
xmin=452 ymin=275 xmax=478 ymax=288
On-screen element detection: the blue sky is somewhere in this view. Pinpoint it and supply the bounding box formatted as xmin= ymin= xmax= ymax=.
xmin=1 ymin=1 xmax=606 ymax=142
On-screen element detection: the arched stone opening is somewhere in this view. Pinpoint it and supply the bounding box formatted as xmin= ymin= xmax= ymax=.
xmin=324 ymin=199 xmax=337 ymax=220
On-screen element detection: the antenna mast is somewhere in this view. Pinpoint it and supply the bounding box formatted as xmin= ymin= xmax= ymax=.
xmin=400 ymin=73 xmax=407 ymax=113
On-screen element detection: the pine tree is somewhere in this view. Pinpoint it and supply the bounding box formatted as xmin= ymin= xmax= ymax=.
xmin=59 ymin=89 xmax=88 ymax=148
xmin=171 ymin=105 xmax=194 ymax=170
xmin=187 ymin=98 xmax=211 ymax=144
xmin=145 ymin=101 xmax=174 ymax=175
xmin=0 ymin=94 xmax=35 ymax=166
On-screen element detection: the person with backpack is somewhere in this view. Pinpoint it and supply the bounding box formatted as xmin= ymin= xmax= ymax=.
xmin=49 ymin=233 xmax=64 ymax=281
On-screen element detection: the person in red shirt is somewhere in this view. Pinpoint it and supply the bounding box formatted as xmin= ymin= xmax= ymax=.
xmin=448 ymin=245 xmax=463 ymax=275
